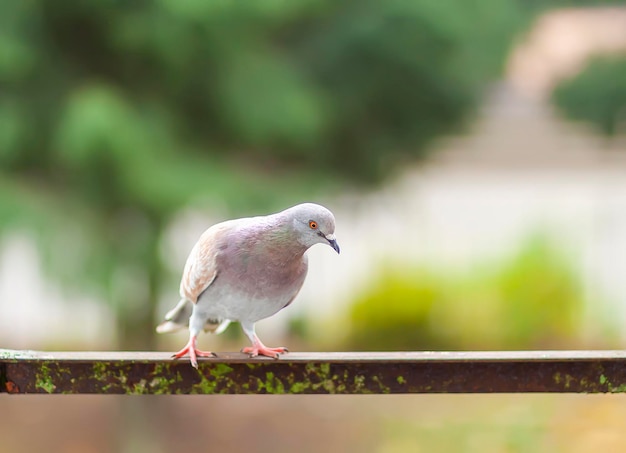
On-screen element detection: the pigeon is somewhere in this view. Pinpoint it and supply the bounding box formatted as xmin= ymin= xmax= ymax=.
xmin=157 ymin=203 xmax=340 ymax=368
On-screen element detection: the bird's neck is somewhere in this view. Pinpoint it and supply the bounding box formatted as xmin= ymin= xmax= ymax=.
xmin=260 ymin=216 xmax=308 ymax=262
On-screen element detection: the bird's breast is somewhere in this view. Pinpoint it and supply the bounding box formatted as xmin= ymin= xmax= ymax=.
xmin=217 ymin=246 xmax=308 ymax=296
xmin=198 ymin=255 xmax=308 ymax=323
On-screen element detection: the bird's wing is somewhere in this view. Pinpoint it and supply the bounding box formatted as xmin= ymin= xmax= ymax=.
xmin=281 ymin=256 xmax=309 ymax=309
xmin=179 ymin=226 xmax=227 ymax=304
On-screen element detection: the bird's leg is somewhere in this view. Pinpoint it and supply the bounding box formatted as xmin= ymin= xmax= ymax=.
xmin=172 ymin=334 xmax=215 ymax=368
xmin=240 ymin=322 xmax=288 ymax=359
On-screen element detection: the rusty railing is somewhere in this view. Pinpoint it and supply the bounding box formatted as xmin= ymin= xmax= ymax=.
xmin=2 ymin=350 xmax=626 ymax=395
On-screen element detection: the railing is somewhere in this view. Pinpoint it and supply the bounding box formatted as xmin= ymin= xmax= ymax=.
xmin=2 ymin=350 xmax=626 ymax=395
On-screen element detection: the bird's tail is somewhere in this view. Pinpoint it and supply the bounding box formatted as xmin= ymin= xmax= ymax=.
xmin=155 ymin=298 xmax=232 ymax=335
xmin=156 ymin=298 xmax=192 ymax=334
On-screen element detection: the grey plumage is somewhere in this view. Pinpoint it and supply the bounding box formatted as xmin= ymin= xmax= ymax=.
xmin=157 ymin=202 xmax=339 ymax=368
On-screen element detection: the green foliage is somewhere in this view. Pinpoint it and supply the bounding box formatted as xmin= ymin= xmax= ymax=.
xmin=552 ymin=56 xmax=626 ymax=136
xmin=0 ymin=0 xmax=529 ymax=346
xmin=345 ymin=236 xmax=584 ymax=350
xmin=491 ymin=237 xmax=582 ymax=347
xmin=1 ymin=0 xmax=527 ymax=184
xmin=348 ymin=269 xmax=449 ymax=350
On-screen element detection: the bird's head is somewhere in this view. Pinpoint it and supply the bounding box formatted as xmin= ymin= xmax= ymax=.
xmin=287 ymin=203 xmax=340 ymax=254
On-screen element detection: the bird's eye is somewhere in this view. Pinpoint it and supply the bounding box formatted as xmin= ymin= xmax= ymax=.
xmin=308 ymin=221 xmax=318 ymax=230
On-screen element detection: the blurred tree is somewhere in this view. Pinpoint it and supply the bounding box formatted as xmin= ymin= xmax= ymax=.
xmin=344 ymin=236 xmax=583 ymax=350
xmin=552 ymin=56 xmax=626 ymax=136
xmin=0 ymin=0 xmax=528 ymax=348
xmin=347 ymin=267 xmax=450 ymax=350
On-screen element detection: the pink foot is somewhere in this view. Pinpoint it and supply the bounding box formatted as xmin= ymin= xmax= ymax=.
xmin=172 ymin=336 xmax=215 ymax=368
xmin=242 ymin=345 xmax=289 ymax=359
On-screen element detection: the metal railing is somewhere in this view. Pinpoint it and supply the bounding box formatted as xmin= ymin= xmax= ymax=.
xmin=2 ymin=350 xmax=626 ymax=394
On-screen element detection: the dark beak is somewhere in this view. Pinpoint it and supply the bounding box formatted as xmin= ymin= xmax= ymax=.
xmin=327 ymin=237 xmax=340 ymax=254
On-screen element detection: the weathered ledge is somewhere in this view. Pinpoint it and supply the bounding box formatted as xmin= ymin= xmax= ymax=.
xmin=2 ymin=350 xmax=626 ymax=395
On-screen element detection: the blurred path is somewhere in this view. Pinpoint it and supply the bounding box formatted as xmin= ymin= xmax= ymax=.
xmin=507 ymin=7 xmax=626 ymax=100
xmin=3 ymin=394 xmax=626 ymax=453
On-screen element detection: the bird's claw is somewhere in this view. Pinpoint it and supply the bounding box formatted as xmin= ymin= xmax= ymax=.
xmin=171 ymin=350 xmax=216 ymax=359
xmin=241 ymin=346 xmax=288 ymax=359
xmin=171 ymin=340 xmax=216 ymax=368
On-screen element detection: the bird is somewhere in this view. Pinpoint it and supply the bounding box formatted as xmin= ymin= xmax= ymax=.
xmin=156 ymin=202 xmax=340 ymax=368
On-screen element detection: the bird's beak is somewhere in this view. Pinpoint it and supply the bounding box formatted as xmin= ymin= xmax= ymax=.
xmin=325 ymin=234 xmax=340 ymax=254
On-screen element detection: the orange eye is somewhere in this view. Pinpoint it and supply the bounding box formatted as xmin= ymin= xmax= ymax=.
xmin=309 ymin=221 xmax=318 ymax=229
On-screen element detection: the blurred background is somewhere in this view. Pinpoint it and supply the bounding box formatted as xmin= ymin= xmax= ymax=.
xmin=3 ymin=0 xmax=626 ymax=451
